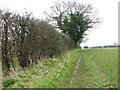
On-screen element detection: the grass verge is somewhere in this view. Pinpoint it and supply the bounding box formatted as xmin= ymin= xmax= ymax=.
xmin=2 ymin=49 xmax=81 ymax=88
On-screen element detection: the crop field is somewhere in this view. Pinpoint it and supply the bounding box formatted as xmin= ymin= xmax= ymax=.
xmin=2 ymin=48 xmax=118 ymax=88
xmin=71 ymin=48 xmax=118 ymax=88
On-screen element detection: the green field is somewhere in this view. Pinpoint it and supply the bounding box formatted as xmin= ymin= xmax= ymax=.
xmin=2 ymin=48 xmax=118 ymax=88
xmin=70 ymin=48 xmax=118 ymax=88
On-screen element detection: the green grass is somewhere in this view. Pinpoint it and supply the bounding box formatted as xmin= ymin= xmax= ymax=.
xmin=71 ymin=48 xmax=118 ymax=88
xmin=2 ymin=49 xmax=81 ymax=88
xmin=0 ymin=61 xmax=2 ymax=89
xmin=2 ymin=48 xmax=118 ymax=88
xmin=118 ymin=48 xmax=120 ymax=90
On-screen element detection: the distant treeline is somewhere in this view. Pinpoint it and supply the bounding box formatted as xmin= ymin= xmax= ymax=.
xmin=1 ymin=11 xmax=75 ymax=75
xmin=83 ymin=45 xmax=118 ymax=49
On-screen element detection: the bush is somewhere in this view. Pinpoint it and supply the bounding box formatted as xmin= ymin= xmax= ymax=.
xmin=1 ymin=11 xmax=74 ymax=74
xmin=84 ymin=46 xmax=88 ymax=49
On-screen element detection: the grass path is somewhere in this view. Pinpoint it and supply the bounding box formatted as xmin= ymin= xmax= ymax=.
xmin=69 ymin=54 xmax=82 ymax=88
xmin=68 ymin=48 xmax=118 ymax=88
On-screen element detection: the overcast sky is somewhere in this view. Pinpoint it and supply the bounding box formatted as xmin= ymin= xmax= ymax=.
xmin=0 ymin=0 xmax=119 ymax=47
